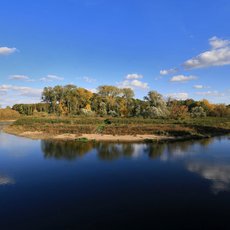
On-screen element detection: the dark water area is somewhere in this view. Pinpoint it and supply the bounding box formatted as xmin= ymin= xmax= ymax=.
xmin=1 ymin=124 xmax=230 ymax=229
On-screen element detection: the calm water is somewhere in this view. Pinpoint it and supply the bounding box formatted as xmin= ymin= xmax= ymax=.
xmin=0 ymin=123 xmax=230 ymax=229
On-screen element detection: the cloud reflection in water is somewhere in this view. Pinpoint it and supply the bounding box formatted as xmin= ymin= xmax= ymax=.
xmin=0 ymin=175 xmax=15 ymax=186
xmin=187 ymin=161 xmax=230 ymax=194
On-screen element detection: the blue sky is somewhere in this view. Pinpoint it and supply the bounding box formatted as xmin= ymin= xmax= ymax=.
xmin=0 ymin=0 xmax=230 ymax=107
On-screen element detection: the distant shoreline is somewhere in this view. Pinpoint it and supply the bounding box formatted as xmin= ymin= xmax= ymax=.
xmin=2 ymin=128 xmax=216 ymax=143
xmin=3 ymin=130 xmax=175 ymax=142
xmin=2 ymin=117 xmax=230 ymax=142
xmin=3 ymin=129 xmax=230 ymax=143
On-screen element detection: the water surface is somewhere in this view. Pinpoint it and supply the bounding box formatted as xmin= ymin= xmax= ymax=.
xmin=0 ymin=124 xmax=230 ymax=229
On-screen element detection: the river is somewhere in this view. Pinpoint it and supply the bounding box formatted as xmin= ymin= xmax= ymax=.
xmin=0 ymin=123 xmax=230 ymax=229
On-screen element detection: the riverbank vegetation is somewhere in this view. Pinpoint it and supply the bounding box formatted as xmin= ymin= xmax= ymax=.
xmin=11 ymin=84 xmax=230 ymax=119
xmin=4 ymin=116 xmax=230 ymax=141
xmin=3 ymin=84 xmax=230 ymax=140
xmin=0 ymin=108 xmax=20 ymax=121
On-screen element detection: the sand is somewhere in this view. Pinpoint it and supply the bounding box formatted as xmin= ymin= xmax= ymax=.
xmin=12 ymin=131 xmax=172 ymax=142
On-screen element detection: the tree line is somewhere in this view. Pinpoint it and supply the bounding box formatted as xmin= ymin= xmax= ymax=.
xmin=12 ymin=84 xmax=230 ymax=119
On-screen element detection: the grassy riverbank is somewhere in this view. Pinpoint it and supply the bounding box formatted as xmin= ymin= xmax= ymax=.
xmin=4 ymin=116 xmax=230 ymax=141
xmin=0 ymin=108 xmax=20 ymax=121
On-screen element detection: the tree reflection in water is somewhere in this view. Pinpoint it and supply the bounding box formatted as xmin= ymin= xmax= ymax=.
xmin=41 ymin=137 xmax=230 ymax=194
xmin=41 ymin=140 xmax=94 ymax=160
xmin=41 ymin=141 xmax=136 ymax=161
xmin=96 ymin=143 xmax=123 ymax=160
xmin=144 ymin=143 xmax=166 ymax=159
xmin=96 ymin=142 xmax=141 ymax=160
xmin=41 ymin=138 xmax=216 ymax=161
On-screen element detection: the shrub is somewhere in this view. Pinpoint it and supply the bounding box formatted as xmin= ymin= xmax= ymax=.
xmin=169 ymin=104 xmax=189 ymax=120
xmin=0 ymin=108 xmax=20 ymax=120
xmin=79 ymin=108 xmax=96 ymax=117
xmin=108 ymin=110 xmax=118 ymax=117
xmin=190 ymin=106 xmax=207 ymax=118
xmin=104 ymin=119 xmax=112 ymax=124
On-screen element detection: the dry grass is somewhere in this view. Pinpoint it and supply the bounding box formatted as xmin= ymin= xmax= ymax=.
xmin=4 ymin=116 xmax=230 ymax=141
xmin=0 ymin=108 xmax=20 ymax=121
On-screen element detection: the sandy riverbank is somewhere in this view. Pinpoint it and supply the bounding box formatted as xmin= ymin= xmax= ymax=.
xmin=6 ymin=130 xmax=174 ymax=142
xmin=3 ymin=116 xmax=230 ymax=142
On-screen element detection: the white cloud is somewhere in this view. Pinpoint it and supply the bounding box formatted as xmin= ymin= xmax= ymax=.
xmin=83 ymin=76 xmax=96 ymax=83
xmin=40 ymin=74 xmax=64 ymax=82
xmin=195 ymin=90 xmax=224 ymax=97
xmin=0 ymin=85 xmax=42 ymax=98
xmin=9 ymin=75 xmax=33 ymax=81
xmin=193 ymin=85 xmax=209 ymax=89
xmin=0 ymin=47 xmax=17 ymax=55
xmin=20 ymin=88 xmax=42 ymax=98
xmin=170 ymin=75 xmax=197 ymax=82
xmin=184 ymin=36 xmax=230 ymax=69
xmin=154 ymin=76 xmax=163 ymax=81
xmin=195 ymin=89 xmax=230 ymax=103
xmin=0 ymin=90 xmax=7 ymax=96
xmin=0 ymin=97 xmax=41 ymax=108
xmin=209 ymin=36 xmax=230 ymax=49
xmin=160 ymin=68 xmax=178 ymax=75
xmin=166 ymin=92 xmax=189 ymax=100
xmin=131 ymin=80 xmax=149 ymax=89
xmin=117 ymin=74 xmax=149 ymax=90
xmin=118 ymin=79 xmax=149 ymax=90
xmin=0 ymin=86 xmax=8 ymax=95
xmin=0 ymin=84 xmax=43 ymax=107
xmin=86 ymin=88 xmax=97 ymax=93
xmin=125 ymin=74 xmax=143 ymax=79
xmin=9 ymin=74 xmax=64 ymax=82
